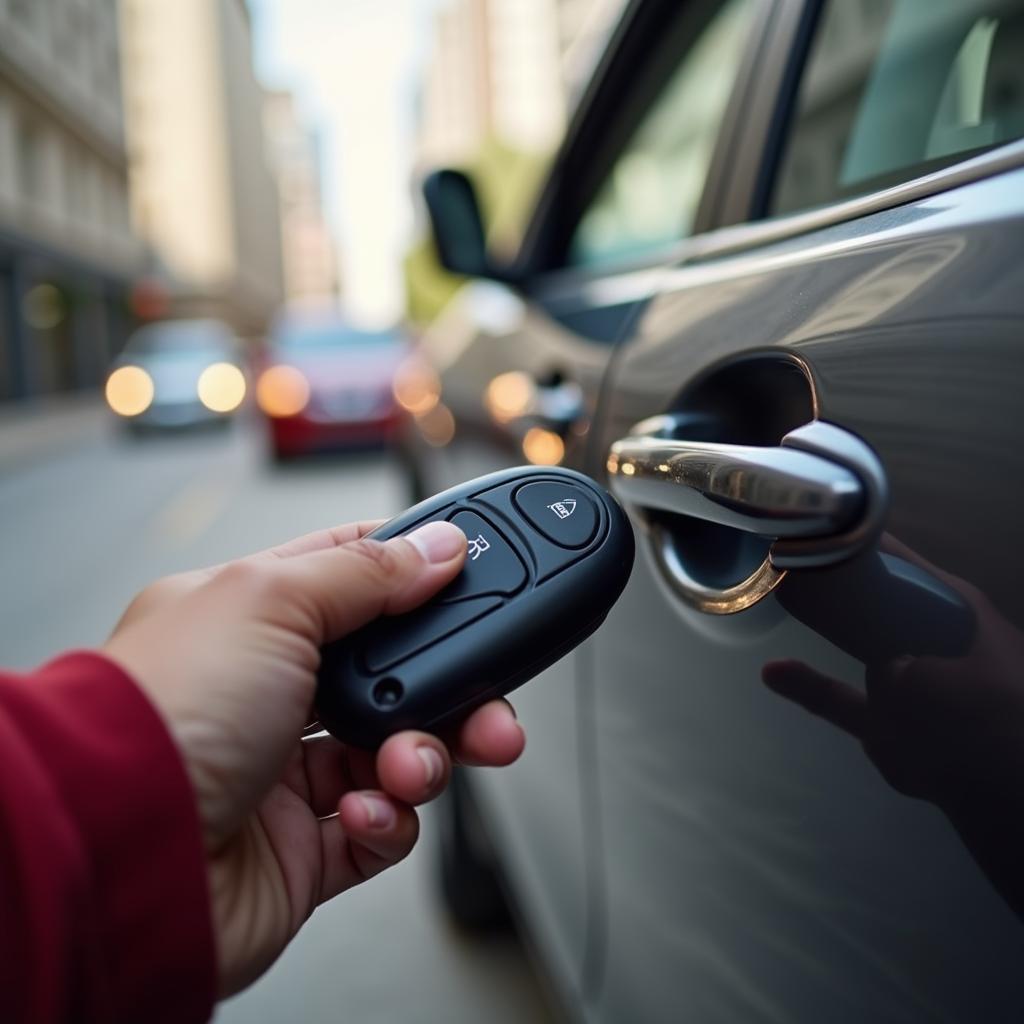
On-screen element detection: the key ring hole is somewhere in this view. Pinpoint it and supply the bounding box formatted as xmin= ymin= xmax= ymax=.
xmin=373 ymin=678 xmax=405 ymax=708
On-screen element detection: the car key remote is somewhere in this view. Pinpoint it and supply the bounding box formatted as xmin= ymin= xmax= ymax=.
xmin=315 ymin=465 xmax=635 ymax=748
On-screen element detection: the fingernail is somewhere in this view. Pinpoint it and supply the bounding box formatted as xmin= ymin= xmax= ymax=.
xmin=359 ymin=794 xmax=396 ymax=829
xmin=406 ymin=521 xmax=465 ymax=564
xmin=417 ymin=746 xmax=444 ymax=788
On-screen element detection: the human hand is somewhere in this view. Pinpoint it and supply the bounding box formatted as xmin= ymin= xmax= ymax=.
xmin=104 ymin=519 xmax=526 ymax=996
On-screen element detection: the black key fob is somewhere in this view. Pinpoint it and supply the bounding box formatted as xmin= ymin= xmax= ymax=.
xmin=315 ymin=465 xmax=635 ymax=748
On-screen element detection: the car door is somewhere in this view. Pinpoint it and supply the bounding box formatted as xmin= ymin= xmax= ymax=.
xmin=587 ymin=1 xmax=1024 ymax=1020
xmin=412 ymin=0 xmax=773 ymax=1009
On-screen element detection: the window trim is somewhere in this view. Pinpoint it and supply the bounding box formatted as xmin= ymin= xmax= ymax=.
xmin=694 ymin=135 xmax=1024 ymax=265
xmin=706 ymin=0 xmax=1024 ymax=262
xmin=512 ymin=0 xmax=776 ymax=284
xmin=756 ymin=0 xmax=1024 ymax=221
xmin=529 ymin=0 xmax=1024 ymax=307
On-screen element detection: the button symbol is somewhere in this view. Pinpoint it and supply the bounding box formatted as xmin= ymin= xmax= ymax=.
xmin=467 ymin=534 xmax=491 ymax=561
xmin=547 ymin=499 xmax=577 ymax=520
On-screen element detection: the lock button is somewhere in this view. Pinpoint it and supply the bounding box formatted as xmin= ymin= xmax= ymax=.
xmin=514 ymin=482 xmax=598 ymax=549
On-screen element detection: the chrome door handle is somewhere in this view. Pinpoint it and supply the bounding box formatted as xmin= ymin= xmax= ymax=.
xmin=608 ymin=417 xmax=887 ymax=570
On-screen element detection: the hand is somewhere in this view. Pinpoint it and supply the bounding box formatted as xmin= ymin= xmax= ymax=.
xmin=103 ymin=519 xmax=525 ymax=996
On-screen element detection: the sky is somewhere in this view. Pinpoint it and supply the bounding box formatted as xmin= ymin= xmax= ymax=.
xmin=248 ymin=0 xmax=443 ymax=325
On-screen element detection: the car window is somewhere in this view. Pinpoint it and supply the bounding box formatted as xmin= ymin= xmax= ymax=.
xmin=567 ymin=0 xmax=757 ymax=269
xmin=770 ymin=0 xmax=1024 ymax=217
xmin=276 ymin=323 xmax=400 ymax=351
xmin=127 ymin=321 xmax=235 ymax=355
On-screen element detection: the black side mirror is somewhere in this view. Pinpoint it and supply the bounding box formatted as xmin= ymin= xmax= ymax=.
xmin=421 ymin=169 xmax=494 ymax=279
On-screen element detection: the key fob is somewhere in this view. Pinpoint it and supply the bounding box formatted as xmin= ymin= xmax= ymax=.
xmin=315 ymin=465 xmax=635 ymax=748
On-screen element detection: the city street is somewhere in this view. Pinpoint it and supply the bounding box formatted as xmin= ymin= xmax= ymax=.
xmin=0 ymin=409 xmax=554 ymax=1024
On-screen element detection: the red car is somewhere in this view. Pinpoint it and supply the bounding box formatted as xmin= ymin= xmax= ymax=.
xmin=255 ymin=310 xmax=408 ymax=460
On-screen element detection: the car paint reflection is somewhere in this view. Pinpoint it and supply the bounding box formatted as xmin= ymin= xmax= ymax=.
xmin=766 ymin=534 xmax=1024 ymax=922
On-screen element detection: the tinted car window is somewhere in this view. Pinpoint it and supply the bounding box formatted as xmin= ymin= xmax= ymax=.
xmin=127 ymin=321 xmax=235 ymax=355
xmin=568 ymin=0 xmax=757 ymax=268
xmin=771 ymin=0 xmax=1024 ymax=216
xmin=275 ymin=324 xmax=400 ymax=350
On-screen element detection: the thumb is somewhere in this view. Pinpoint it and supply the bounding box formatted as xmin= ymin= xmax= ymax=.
xmin=281 ymin=520 xmax=467 ymax=644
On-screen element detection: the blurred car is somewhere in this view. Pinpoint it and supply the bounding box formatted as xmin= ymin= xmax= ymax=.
xmin=105 ymin=318 xmax=247 ymax=429
xmin=254 ymin=309 xmax=408 ymax=459
xmin=407 ymin=0 xmax=1024 ymax=1021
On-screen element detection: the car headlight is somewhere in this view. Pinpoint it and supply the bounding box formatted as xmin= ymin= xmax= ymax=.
xmin=256 ymin=365 xmax=310 ymax=417
xmin=197 ymin=362 xmax=247 ymax=413
xmin=106 ymin=365 xmax=154 ymax=417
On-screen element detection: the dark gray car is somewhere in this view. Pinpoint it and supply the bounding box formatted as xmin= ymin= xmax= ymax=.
xmin=405 ymin=1 xmax=1024 ymax=1019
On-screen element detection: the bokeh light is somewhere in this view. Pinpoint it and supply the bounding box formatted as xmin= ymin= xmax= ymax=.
xmin=197 ymin=363 xmax=247 ymax=413
xmin=522 ymin=426 xmax=564 ymax=466
xmin=484 ymin=371 xmax=535 ymax=423
xmin=105 ymin=366 xmax=155 ymax=417
xmin=256 ymin=365 xmax=310 ymax=418
xmin=22 ymin=283 xmax=65 ymax=330
xmin=393 ymin=357 xmax=441 ymax=415
xmin=417 ymin=403 xmax=456 ymax=447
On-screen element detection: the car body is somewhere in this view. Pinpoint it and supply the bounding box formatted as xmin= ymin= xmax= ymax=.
xmin=255 ymin=308 xmax=408 ymax=459
xmin=105 ymin=318 xmax=247 ymax=429
xmin=406 ymin=0 xmax=1024 ymax=1020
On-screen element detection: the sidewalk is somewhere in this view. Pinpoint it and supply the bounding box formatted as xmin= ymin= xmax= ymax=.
xmin=0 ymin=392 xmax=109 ymax=473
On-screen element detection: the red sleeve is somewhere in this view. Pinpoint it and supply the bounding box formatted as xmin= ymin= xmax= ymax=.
xmin=0 ymin=652 xmax=217 ymax=1024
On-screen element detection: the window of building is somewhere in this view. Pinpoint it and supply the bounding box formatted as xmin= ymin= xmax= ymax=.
xmin=16 ymin=119 xmax=43 ymax=206
xmin=770 ymin=0 xmax=1024 ymax=217
xmin=64 ymin=141 xmax=82 ymax=222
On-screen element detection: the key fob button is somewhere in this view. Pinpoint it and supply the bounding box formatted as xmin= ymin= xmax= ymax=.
xmin=438 ymin=510 xmax=526 ymax=602
xmin=513 ymin=482 xmax=598 ymax=549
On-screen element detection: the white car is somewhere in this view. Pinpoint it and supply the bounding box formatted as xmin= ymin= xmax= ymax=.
xmin=105 ymin=319 xmax=247 ymax=429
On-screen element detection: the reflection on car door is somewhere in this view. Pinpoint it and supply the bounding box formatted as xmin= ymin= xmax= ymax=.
xmin=588 ymin=1 xmax=1024 ymax=1019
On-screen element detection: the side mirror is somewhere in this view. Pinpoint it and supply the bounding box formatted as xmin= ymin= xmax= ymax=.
xmin=421 ymin=169 xmax=494 ymax=279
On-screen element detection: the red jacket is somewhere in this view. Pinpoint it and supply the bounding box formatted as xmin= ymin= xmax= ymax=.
xmin=0 ymin=652 xmax=216 ymax=1023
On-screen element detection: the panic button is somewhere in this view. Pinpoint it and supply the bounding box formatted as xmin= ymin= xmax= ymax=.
xmin=514 ymin=482 xmax=598 ymax=549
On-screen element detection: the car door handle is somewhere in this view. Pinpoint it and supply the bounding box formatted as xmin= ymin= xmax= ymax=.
xmin=607 ymin=416 xmax=888 ymax=569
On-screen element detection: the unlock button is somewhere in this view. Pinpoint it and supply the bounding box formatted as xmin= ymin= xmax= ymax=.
xmin=436 ymin=510 xmax=526 ymax=603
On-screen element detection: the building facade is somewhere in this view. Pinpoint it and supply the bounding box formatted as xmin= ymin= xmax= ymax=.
xmin=0 ymin=0 xmax=142 ymax=401
xmin=120 ymin=0 xmax=283 ymax=333
xmin=418 ymin=0 xmax=568 ymax=167
xmin=263 ymin=90 xmax=337 ymax=305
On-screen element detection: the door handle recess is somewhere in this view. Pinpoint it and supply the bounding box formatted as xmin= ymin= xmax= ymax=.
xmin=608 ymin=415 xmax=973 ymax=654
xmin=608 ymin=417 xmax=888 ymax=571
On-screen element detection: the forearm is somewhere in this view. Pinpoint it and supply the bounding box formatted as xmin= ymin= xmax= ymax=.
xmin=0 ymin=653 xmax=216 ymax=1024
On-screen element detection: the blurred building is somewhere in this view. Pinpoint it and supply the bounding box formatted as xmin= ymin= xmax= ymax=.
xmin=418 ymin=0 xmax=567 ymax=167
xmin=0 ymin=0 xmax=142 ymax=402
xmin=263 ymin=90 xmax=338 ymax=305
xmin=120 ymin=0 xmax=283 ymax=333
